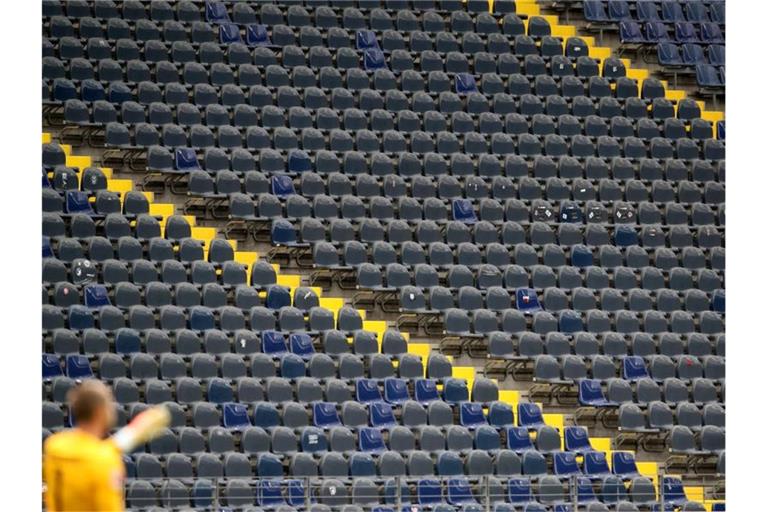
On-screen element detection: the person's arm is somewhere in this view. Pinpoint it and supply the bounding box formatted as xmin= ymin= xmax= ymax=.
xmin=110 ymin=405 xmax=170 ymax=453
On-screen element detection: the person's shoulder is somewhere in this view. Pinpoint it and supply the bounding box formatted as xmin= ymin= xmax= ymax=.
xmin=43 ymin=429 xmax=80 ymax=456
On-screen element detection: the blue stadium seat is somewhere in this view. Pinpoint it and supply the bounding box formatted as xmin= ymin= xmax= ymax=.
xmin=285 ymin=332 xmax=314 ymax=360
xmin=506 ymin=427 xmax=534 ymax=451
xmin=518 ymin=403 xmax=545 ymax=428
xmin=384 ymin=378 xmax=410 ymax=404
xmin=205 ymin=2 xmax=230 ymax=23
xmin=261 ymin=330 xmax=288 ymax=356
xmin=459 ymin=402 xmax=487 ymax=428
xmin=175 ymin=148 xmax=200 ymax=171
xmin=578 ymin=379 xmax=615 ymax=406
xmin=222 ymin=403 xmax=251 ymax=429
xmin=370 ymin=401 xmax=397 ymax=427
xmin=357 ymin=378 xmax=383 ymax=403
xmin=364 ymin=49 xmax=387 ymax=70
xmin=584 ymin=451 xmax=611 ymax=477
xmin=219 ymin=24 xmax=241 ymax=44
xmin=516 ymin=288 xmax=542 ymax=312
xmin=356 ymin=30 xmax=380 ymax=50
xmin=313 ymin=402 xmax=342 ymax=427
xmin=415 ymin=379 xmax=440 ymax=403
xmin=43 ymin=354 xmax=62 ymax=379
xmin=246 ymin=24 xmax=271 ymax=46
xmin=623 ymin=356 xmax=649 ymax=381
xmin=66 ymin=354 xmax=93 ymax=379
xmin=611 ymin=451 xmax=639 ymax=476
xmin=359 ymin=427 xmax=386 ymax=452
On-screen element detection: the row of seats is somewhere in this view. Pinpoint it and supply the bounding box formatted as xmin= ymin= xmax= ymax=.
xmin=116 ymin=475 xmax=712 ymax=512
xmin=358 ymin=262 xmax=725 ymax=290
xmin=617 ymin=20 xmax=724 ymax=44
xmin=153 ymin=147 xmax=726 ymax=180
xmin=532 ymin=351 xmax=724 ymax=381
xmin=620 ymin=404 xmax=725 ymax=443
xmin=578 ymin=377 xmax=723 ymax=407
xmin=43 ymin=350 xmax=468 ymax=382
xmin=315 ymin=240 xmax=724 ymax=272
xmin=45 ymin=374 xmax=504 ymax=412
xmin=45 ymin=10 xmax=560 ymax=42
xmin=74 ymin=112 xmax=721 ymax=149
xmin=655 ymin=42 xmax=724 ymax=67
xmin=41 ymin=0 xmax=516 ymax=22
xmin=271 ymin=216 xmax=725 ymax=248
xmin=488 ymin=330 xmax=723 ymax=359
xmin=41 ymin=301 xmax=375 ymax=332
xmin=98 ymin=123 xmax=724 ymax=156
xmin=43 ymin=22 xmax=602 ymax=59
xmin=400 ymin=284 xmax=723 ymax=313
xmin=46 ymin=76 xmax=694 ymax=119
xmin=43 ymin=324 xmax=412 ymax=355
xmin=228 ymin=187 xmax=726 ymax=216
xmin=440 ymin=305 xmax=723 ymax=335
xmin=584 ymin=1 xmax=724 ymax=26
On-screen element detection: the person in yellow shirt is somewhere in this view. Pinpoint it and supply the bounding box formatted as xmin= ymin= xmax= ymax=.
xmin=43 ymin=380 xmax=170 ymax=511
xmin=43 ymin=380 xmax=125 ymax=511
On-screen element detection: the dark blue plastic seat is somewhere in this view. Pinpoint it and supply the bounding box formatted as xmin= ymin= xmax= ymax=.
xmin=700 ymin=22 xmax=724 ymax=43
xmin=578 ymin=379 xmax=614 ymax=406
xmin=508 ymin=478 xmax=534 ymax=504
xmin=619 ymin=21 xmax=644 ymax=43
xmin=357 ymin=30 xmax=380 ymax=50
xmin=84 ymin=284 xmax=110 ymax=308
xmin=675 ymin=22 xmax=698 ymax=43
xmin=219 ymin=23 xmax=241 ymax=44
xmin=356 ymin=378 xmax=383 ymax=403
xmin=456 ymin=73 xmax=478 ymax=94
xmin=696 ymin=64 xmax=724 ymax=87
xmin=261 ymin=330 xmax=288 ymax=356
xmin=417 ymin=479 xmax=442 ymax=506
xmin=175 ymin=148 xmax=200 ymax=171
xmin=271 ymin=175 xmax=295 ymax=197
xmin=246 ymin=24 xmax=270 ymax=46
xmin=583 ymin=1 xmax=609 ymax=22
xmin=258 ymin=480 xmax=284 ymax=507
xmin=553 ymin=451 xmax=581 ymax=476
xmin=657 ymin=43 xmax=683 ymax=65
xmin=584 ymin=451 xmax=611 ymax=477
xmin=66 ymin=354 xmax=93 ymax=379
xmin=516 ymin=288 xmax=542 ymax=312
xmin=66 ymin=191 xmax=94 ymax=215
xmin=645 ymin=21 xmax=671 ymax=42
xmin=518 ymin=403 xmax=545 ymax=428
xmin=453 ymin=199 xmax=478 ymax=224
xmin=359 ymin=426 xmax=386 ymax=452
xmin=370 ymin=401 xmax=396 ymax=427
xmin=459 ymin=402 xmax=488 ymax=428
xmin=313 ymin=402 xmax=341 ymax=427
xmin=415 ymin=379 xmax=440 ymax=403
xmin=448 ymin=478 xmax=476 ymax=505
xmin=623 ymin=356 xmax=649 ymax=381
xmin=223 ymin=403 xmax=251 ymax=429
xmin=205 ymin=2 xmax=230 ymax=23
xmin=43 ymin=354 xmax=62 ymax=379
xmin=364 ymin=49 xmax=387 ymax=70
xmin=611 ymin=451 xmax=639 ymax=476
xmin=506 ymin=427 xmax=534 ymax=451
xmin=565 ymin=426 xmax=594 ymax=452
xmin=289 ymin=333 xmax=315 ymax=359
xmin=384 ymin=378 xmax=409 ymax=404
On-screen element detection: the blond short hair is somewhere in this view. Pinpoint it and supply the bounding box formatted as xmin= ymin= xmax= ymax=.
xmin=67 ymin=380 xmax=113 ymax=424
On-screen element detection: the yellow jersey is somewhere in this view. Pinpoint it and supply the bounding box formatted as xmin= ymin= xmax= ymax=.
xmin=43 ymin=429 xmax=125 ymax=511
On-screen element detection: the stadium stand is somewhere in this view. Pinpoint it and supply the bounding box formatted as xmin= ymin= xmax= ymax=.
xmin=42 ymin=0 xmax=724 ymax=509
